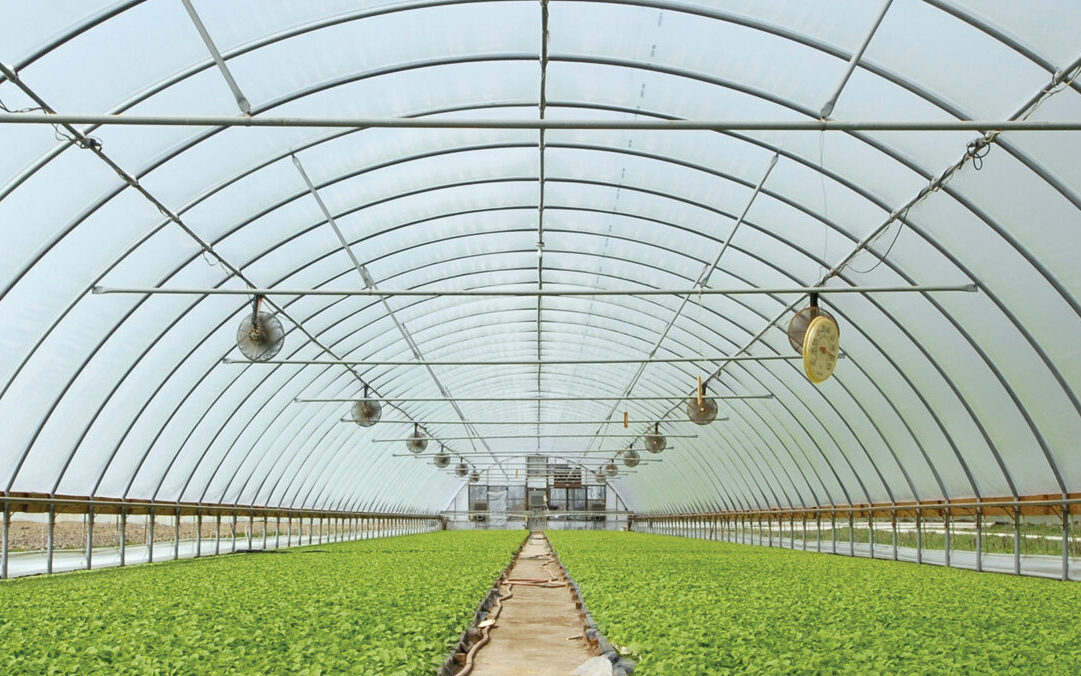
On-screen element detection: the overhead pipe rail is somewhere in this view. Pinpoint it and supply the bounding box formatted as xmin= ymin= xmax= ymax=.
xmin=93 ymin=283 xmax=978 ymax=297
xmin=1 ymin=113 xmax=1079 ymax=131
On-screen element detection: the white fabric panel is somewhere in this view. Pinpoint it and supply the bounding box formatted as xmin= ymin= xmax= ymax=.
xmin=2 ymin=1 xmax=1081 ymax=517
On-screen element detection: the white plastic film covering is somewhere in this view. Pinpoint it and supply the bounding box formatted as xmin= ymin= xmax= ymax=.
xmin=0 ymin=1 xmax=1079 ymax=515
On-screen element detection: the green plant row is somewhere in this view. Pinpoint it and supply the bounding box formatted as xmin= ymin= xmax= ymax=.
xmin=548 ymin=531 xmax=1081 ymax=675
xmin=0 ymin=530 xmax=524 ymax=675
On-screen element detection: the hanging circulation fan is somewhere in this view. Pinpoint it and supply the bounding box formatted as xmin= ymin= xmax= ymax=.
xmin=405 ymin=423 xmax=428 ymax=454
xmin=456 ymin=461 xmax=469 ymax=478
xmin=469 ymin=470 xmax=481 ymax=484
xmin=789 ymin=293 xmax=841 ymax=384
xmin=236 ymin=295 xmax=285 ymax=361
xmin=433 ymin=448 xmax=451 ymax=468
xmin=623 ymin=448 xmax=640 ymax=468
xmin=644 ymin=423 xmax=667 ymax=454
xmin=686 ymin=376 xmax=718 ymax=425
xmin=351 ymin=384 xmax=382 ymax=427
xmin=787 ymin=293 xmax=837 ymax=354
xmin=604 ymin=462 xmax=618 ymax=478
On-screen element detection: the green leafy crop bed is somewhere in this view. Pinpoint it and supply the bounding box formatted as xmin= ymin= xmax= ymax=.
xmin=548 ymin=531 xmax=1081 ymax=675
xmin=0 ymin=530 xmax=524 ymax=675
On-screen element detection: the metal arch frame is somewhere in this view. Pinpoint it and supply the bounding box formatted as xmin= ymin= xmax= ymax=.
xmin=0 ymin=151 xmax=990 ymax=506
xmin=2 ymin=23 xmax=1072 ymax=506
xmin=212 ymin=166 xmax=981 ymax=504
xmin=4 ymin=0 xmax=1076 ymax=138
xmin=145 ymin=125 xmax=1072 ymax=501
xmin=0 ymin=184 xmax=972 ymax=510
xmin=0 ymin=80 xmax=1063 ymax=506
xmin=0 ymin=157 xmax=1003 ymax=510
xmin=215 ymin=250 xmax=899 ymax=514
xmin=285 ymin=255 xmax=869 ymax=508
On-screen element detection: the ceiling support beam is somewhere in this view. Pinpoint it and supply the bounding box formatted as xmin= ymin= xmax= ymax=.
xmin=373 ymin=433 xmax=698 ymax=442
xmin=226 ymin=354 xmax=810 ymax=366
xmin=93 ymin=283 xmax=978 ymax=297
xmin=298 ymin=394 xmax=769 ymax=402
xmin=2 ymin=112 xmax=1079 ymax=131
xmin=292 ymin=153 xmax=504 ymax=475
xmin=179 ymin=0 xmax=251 ymax=114
xmin=819 ymin=0 xmax=893 ymax=119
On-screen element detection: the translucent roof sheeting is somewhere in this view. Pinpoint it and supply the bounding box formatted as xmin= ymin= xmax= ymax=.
xmin=1 ymin=1 xmax=1080 ymax=514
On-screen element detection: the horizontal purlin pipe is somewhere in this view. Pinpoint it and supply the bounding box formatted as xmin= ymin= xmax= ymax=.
xmin=339 ymin=419 xmax=725 ymax=424
xmin=2 ymin=113 xmax=1078 ymax=131
xmin=373 ymin=433 xmax=697 ymax=441
xmin=300 ymin=394 xmax=770 ymax=402
xmin=224 ymin=354 xmax=810 ymax=366
xmin=94 ymin=283 xmax=977 ymax=297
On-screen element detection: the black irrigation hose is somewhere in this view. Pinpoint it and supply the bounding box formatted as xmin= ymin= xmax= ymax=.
xmin=543 ymin=534 xmax=637 ymax=676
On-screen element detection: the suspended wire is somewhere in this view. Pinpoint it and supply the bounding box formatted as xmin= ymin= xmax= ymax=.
xmin=818 ymin=130 xmax=829 ymax=279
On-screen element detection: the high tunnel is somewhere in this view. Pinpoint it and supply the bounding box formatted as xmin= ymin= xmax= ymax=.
xmin=1 ymin=0 xmax=1080 ymax=555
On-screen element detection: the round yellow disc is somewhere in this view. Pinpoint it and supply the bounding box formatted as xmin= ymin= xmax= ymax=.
xmin=803 ymin=314 xmax=840 ymax=384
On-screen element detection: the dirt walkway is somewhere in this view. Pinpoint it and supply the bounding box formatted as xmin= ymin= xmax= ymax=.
xmin=469 ymin=532 xmax=598 ymax=676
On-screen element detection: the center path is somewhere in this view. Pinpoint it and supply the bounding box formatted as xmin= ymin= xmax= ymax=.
xmin=469 ymin=532 xmax=598 ymax=676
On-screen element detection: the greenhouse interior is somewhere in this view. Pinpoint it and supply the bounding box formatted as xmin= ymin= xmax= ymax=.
xmin=2 ymin=1 xmax=1081 ymax=674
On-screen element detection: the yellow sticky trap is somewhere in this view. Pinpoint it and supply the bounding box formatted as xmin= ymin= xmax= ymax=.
xmin=623 ymin=411 xmax=629 ymax=428
xmin=696 ymin=376 xmax=703 ymax=406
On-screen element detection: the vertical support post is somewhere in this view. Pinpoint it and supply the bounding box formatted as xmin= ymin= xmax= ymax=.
xmin=85 ymin=506 xmax=94 ymax=570
xmin=891 ymin=510 xmax=898 ymax=561
xmin=848 ymin=510 xmax=855 ymax=557
xmin=1013 ymin=509 xmax=1021 ymax=575
xmin=215 ymin=514 xmax=222 ymax=556
xmin=831 ymin=512 xmax=837 ymax=554
xmin=802 ymin=516 xmax=807 ymax=551
xmin=47 ymin=507 xmax=56 ymax=574
xmin=195 ymin=511 xmax=202 ymax=558
xmin=173 ymin=508 xmax=180 ymax=561
xmin=816 ymin=513 xmax=822 ymax=552
xmin=767 ymin=515 xmax=772 ymax=547
xmin=308 ymin=516 xmax=313 ymax=545
xmin=1 ymin=503 xmax=9 ymax=580
xmin=276 ymin=516 xmax=281 ymax=549
xmin=915 ymin=508 xmax=923 ymax=565
xmin=262 ymin=516 xmax=268 ymax=550
xmin=120 ymin=509 xmax=127 ymax=567
xmin=247 ymin=514 xmax=253 ymax=550
xmin=230 ymin=512 xmax=237 ymax=553
xmin=287 ymin=515 xmax=292 ymax=546
xmin=975 ymin=509 xmax=983 ymax=573
xmin=148 ymin=510 xmax=155 ymax=563
xmin=868 ymin=511 xmax=875 ymax=559
xmin=944 ymin=508 xmax=951 ymax=568
xmin=1062 ymin=502 xmax=1070 ymax=582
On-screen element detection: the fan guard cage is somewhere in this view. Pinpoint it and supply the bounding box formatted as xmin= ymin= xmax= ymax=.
xmin=687 ymin=395 xmax=718 ymax=425
xmin=623 ymin=449 xmax=641 ymax=468
xmin=433 ymin=451 xmax=450 ymax=468
xmin=604 ymin=462 xmax=618 ymax=477
xmin=787 ymin=306 xmax=836 ymax=354
xmin=645 ymin=431 xmax=667 ymax=454
xmin=236 ymin=311 xmax=285 ymax=361
xmin=406 ymin=428 xmax=428 ymax=454
xmin=456 ymin=462 xmax=469 ymax=478
xmin=351 ymin=399 xmax=382 ymax=427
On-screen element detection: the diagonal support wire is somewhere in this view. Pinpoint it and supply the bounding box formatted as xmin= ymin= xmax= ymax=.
xmin=179 ymin=0 xmax=251 ymax=115
xmin=620 ymin=52 xmax=1081 ymax=488
xmin=535 ymin=0 xmax=550 ymax=449
xmin=291 ymin=154 xmax=508 ymax=477
xmin=586 ymin=153 xmax=780 ymax=459
xmin=0 ymin=62 xmax=424 ymax=495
